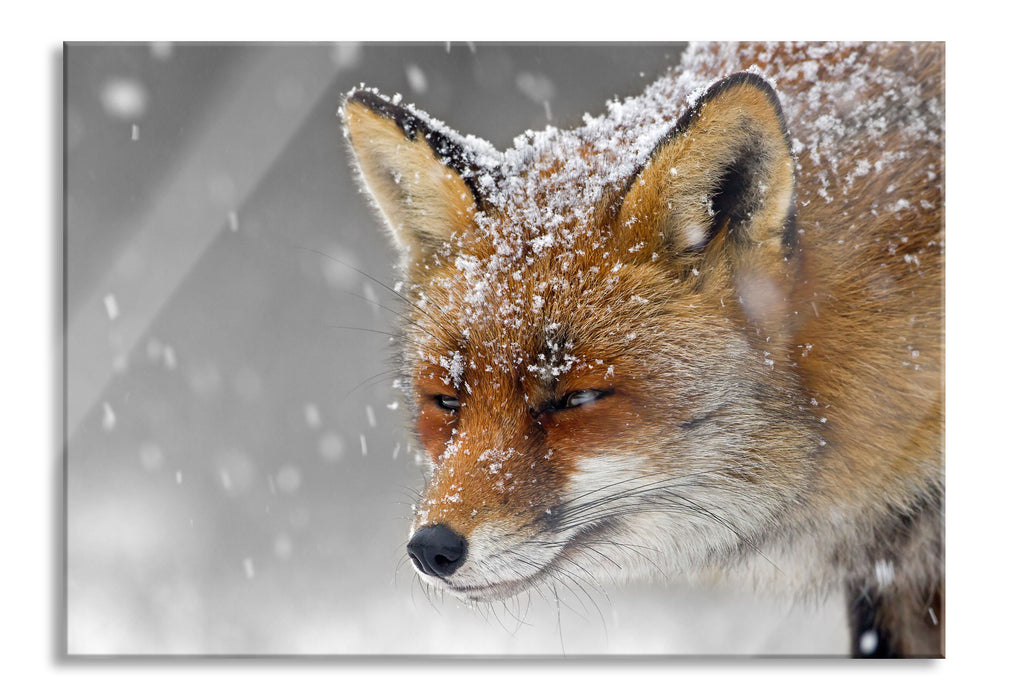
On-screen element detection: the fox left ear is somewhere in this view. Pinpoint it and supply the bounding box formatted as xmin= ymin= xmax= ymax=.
xmin=617 ymin=72 xmax=796 ymax=262
xmin=342 ymin=89 xmax=486 ymax=265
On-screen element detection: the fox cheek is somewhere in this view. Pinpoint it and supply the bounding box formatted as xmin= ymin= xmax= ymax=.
xmin=414 ymin=409 xmax=457 ymax=464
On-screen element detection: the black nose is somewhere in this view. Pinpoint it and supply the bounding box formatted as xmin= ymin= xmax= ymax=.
xmin=407 ymin=524 xmax=467 ymax=578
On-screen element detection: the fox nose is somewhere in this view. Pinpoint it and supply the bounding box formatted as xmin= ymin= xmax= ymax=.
xmin=407 ymin=524 xmax=467 ymax=578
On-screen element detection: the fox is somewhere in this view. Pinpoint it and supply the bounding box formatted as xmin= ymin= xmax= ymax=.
xmin=341 ymin=42 xmax=944 ymax=657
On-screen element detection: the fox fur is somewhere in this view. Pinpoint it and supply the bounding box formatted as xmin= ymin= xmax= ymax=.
xmin=342 ymin=42 xmax=944 ymax=657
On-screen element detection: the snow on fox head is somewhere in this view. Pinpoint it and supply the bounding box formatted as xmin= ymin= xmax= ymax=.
xmin=341 ymin=65 xmax=824 ymax=601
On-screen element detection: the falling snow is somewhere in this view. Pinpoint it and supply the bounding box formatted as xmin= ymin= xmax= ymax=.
xmin=405 ymin=63 xmax=428 ymax=94
xmin=858 ymin=630 xmax=879 ymax=656
xmin=100 ymin=77 xmax=148 ymax=121
xmin=139 ymin=443 xmax=164 ymax=472
xmin=101 ymin=402 xmax=116 ymax=432
xmin=318 ymin=432 xmax=345 ymax=463
xmin=304 ymin=403 xmax=321 ymax=429
xmin=103 ymin=293 xmax=119 ymax=321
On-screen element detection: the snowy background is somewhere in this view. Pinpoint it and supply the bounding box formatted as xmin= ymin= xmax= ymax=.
xmin=65 ymin=42 xmax=847 ymax=655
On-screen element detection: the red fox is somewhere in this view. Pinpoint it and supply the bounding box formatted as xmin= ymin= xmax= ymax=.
xmin=342 ymin=42 xmax=944 ymax=657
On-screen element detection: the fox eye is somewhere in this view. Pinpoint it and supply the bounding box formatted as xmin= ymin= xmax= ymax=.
xmin=433 ymin=394 xmax=461 ymax=411
xmin=562 ymin=389 xmax=607 ymax=409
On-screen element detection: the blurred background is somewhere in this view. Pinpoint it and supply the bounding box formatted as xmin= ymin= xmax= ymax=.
xmin=65 ymin=42 xmax=847 ymax=655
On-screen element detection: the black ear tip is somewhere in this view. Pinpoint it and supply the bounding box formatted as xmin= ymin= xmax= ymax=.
xmin=345 ymin=86 xmax=407 ymax=120
xmin=709 ymin=71 xmax=781 ymax=105
xmin=697 ymin=71 xmax=781 ymax=103
xmin=342 ymin=87 xmax=383 ymax=123
xmin=343 ymin=85 xmax=377 ymax=109
xmin=719 ymin=70 xmax=779 ymax=93
xmin=342 ymin=86 xmax=493 ymax=208
xmin=698 ymin=71 xmax=789 ymax=135
xmin=345 ymin=86 xmax=386 ymax=108
xmin=342 ymin=88 xmax=453 ymax=144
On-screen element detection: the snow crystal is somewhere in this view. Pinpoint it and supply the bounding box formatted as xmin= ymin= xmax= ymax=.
xmin=477 ymin=448 xmax=515 ymax=477
xmin=149 ymin=42 xmax=174 ymax=61
xmin=208 ymin=173 xmax=236 ymax=207
xmin=361 ymin=282 xmax=381 ymax=318
xmin=331 ymin=43 xmax=362 ymax=70
xmin=101 ymin=402 xmax=116 ymax=432
xmin=516 ymin=72 xmax=556 ymax=106
xmin=162 ymin=345 xmax=177 ymax=370
xmin=215 ymin=448 xmax=256 ymax=494
xmin=100 ymin=77 xmax=147 ymax=121
xmin=405 ymin=63 xmax=428 ymax=94
xmin=439 ymin=351 xmax=466 ymax=388
xmin=684 ymin=223 xmax=706 ymax=248
xmin=275 ymin=464 xmax=302 ymax=493
xmin=139 ymin=442 xmax=164 ymax=472
xmin=858 ymin=630 xmax=879 ymax=656
xmin=187 ymin=361 xmax=223 ymax=399
xmin=273 ymin=534 xmax=293 ymax=560
xmin=318 ymin=432 xmax=345 ymax=462
xmin=103 ymin=293 xmax=119 ymax=321
xmin=874 ymin=559 xmax=896 ymax=587
xmin=304 ymin=403 xmax=321 ymax=429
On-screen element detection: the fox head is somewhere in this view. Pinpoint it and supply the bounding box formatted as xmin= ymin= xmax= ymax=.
xmin=342 ymin=73 xmax=822 ymax=601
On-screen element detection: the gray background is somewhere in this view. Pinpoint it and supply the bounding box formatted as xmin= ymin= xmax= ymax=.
xmin=65 ymin=42 xmax=846 ymax=655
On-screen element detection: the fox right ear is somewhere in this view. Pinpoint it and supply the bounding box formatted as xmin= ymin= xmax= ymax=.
xmin=342 ymin=89 xmax=485 ymax=264
xmin=616 ymin=72 xmax=796 ymax=260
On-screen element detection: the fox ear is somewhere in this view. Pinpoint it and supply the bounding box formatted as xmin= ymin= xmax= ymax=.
xmin=617 ymin=73 xmax=795 ymax=260
xmin=342 ymin=89 xmax=484 ymax=263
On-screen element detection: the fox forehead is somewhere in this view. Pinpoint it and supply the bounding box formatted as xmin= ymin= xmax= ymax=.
xmin=402 ymin=236 xmax=684 ymax=390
